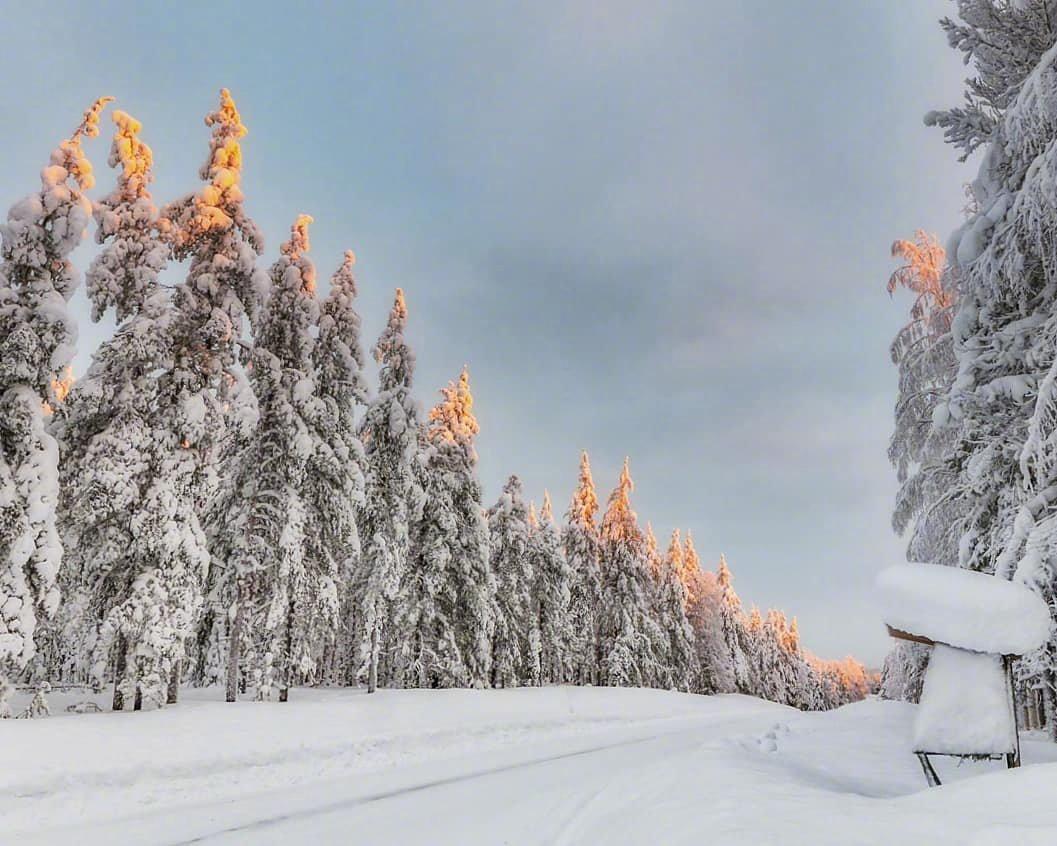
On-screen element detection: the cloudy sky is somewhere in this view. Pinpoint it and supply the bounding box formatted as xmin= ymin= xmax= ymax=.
xmin=0 ymin=1 xmax=973 ymax=664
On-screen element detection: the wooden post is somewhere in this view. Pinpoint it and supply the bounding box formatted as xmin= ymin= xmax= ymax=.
xmin=1004 ymin=655 xmax=1021 ymax=769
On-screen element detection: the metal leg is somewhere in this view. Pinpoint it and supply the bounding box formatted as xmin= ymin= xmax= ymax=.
xmin=1004 ymin=655 xmax=1022 ymax=769
xmin=916 ymin=752 xmax=942 ymax=787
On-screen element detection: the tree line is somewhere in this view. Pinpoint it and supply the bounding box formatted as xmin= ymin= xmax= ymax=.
xmin=0 ymin=91 xmax=870 ymax=716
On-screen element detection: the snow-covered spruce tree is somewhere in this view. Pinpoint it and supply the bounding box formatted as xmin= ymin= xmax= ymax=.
xmin=878 ymin=641 xmax=929 ymax=703
xmin=532 ymin=492 xmax=573 ymax=685
xmin=488 ymin=475 xmax=534 ymax=687
xmin=130 ymin=88 xmax=266 ymax=709
xmin=357 ymin=288 xmax=423 ymax=693
xmin=396 ymin=367 xmax=493 ymax=688
xmin=681 ymin=532 xmax=728 ymax=693
xmin=309 ymin=250 xmax=367 ymax=685
xmin=714 ymin=554 xmax=750 ymax=693
xmin=564 ymin=451 xmax=602 ymax=685
xmin=656 ymin=530 xmax=697 ymax=692
xmin=195 ymin=367 xmax=257 ymax=689
xmin=229 ymin=215 xmax=324 ymax=703
xmin=597 ymin=459 xmax=662 ymax=687
xmin=51 ymin=108 xmax=172 ymax=704
xmin=0 ymin=97 xmax=110 ymax=716
xmin=925 ymin=1 xmax=1057 ymax=735
xmin=524 ymin=503 xmax=543 ymax=687
xmin=741 ymin=605 xmax=764 ymax=698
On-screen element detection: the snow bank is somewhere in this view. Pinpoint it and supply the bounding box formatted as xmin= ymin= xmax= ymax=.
xmin=877 ymin=563 xmax=1050 ymax=655
xmin=914 ymin=645 xmax=1015 ymax=755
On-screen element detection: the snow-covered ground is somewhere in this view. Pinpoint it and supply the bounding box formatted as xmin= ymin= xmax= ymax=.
xmin=6 ymin=686 xmax=1057 ymax=845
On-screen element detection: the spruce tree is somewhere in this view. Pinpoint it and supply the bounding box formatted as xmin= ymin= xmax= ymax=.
xmin=399 ymin=367 xmax=494 ymax=687
xmin=357 ymin=289 xmax=422 ymax=692
xmin=52 ymin=108 xmax=172 ymax=706
xmin=680 ymin=531 xmax=724 ymax=693
xmin=310 ymin=251 xmax=368 ymax=684
xmin=0 ymin=97 xmax=110 ymax=715
xmin=229 ymin=215 xmax=322 ymax=702
xmin=154 ymin=88 xmax=266 ymax=708
xmin=532 ymin=492 xmax=572 ymax=685
xmin=656 ymin=530 xmax=697 ymax=691
xmin=488 ymin=475 xmax=533 ymax=687
xmin=597 ymin=459 xmax=661 ymax=687
xmin=564 ymin=451 xmax=601 ymax=684
xmin=716 ymin=554 xmax=750 ymax=693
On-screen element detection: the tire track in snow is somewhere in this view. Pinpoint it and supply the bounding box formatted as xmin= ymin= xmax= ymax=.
xmin=168 ymin=731 xmax=674 ymax=845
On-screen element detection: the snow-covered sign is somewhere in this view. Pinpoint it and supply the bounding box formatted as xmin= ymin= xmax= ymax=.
xmin=877 ymin=564 xmax=1049 ymax=656
xmin=877 ymin=564 xmax=1051 ymax=787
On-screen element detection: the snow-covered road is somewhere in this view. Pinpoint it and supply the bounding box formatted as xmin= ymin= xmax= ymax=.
xmin=8 ymin=687 xmax=1057 ymax=844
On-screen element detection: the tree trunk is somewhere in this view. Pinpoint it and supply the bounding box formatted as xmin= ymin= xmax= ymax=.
xmin=133 ymin=684 xmax=143 ymax=711
xmin=167 ymin=659 xmax=181 ymax=705
xmin=1046 ymin=671 xmax=1057 ymax=742
xmin=278 ymin=596 xmax=295 ymax=703
xmin=226 ymin=589 xmax=244 ymax=703
xmin=112 ymin=635 xmax=127 ymax=711
xmin=368 ymin=626 xmax=379 ymax=694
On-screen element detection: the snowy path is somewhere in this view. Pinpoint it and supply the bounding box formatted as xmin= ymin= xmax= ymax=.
xmin=8 ymin=687 xmax=1057 ymax=844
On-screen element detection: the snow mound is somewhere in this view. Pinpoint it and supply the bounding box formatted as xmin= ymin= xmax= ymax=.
xmin=877 ymin=563 xmax=1050 ymax=655
xmin=914 ymin=646 xmax=1015 ymax=755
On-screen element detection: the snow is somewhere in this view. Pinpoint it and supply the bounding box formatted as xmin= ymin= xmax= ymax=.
xmin=914 ymin=645 xmax=1015 ymax=754
xmin=876 ymin=563 xmax=1050 ymax=655
xmin=7 ymin=686 xmax=1057 ymax=844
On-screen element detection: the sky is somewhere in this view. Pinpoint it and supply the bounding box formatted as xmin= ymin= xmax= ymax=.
xmin=0 ymin=1 xmax=974 ymax=665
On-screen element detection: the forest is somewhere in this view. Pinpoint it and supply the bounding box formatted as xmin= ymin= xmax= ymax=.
xmin=0 ymin=92 xmax=870 ymax=718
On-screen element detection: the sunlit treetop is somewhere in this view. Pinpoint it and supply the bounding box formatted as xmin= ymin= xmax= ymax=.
xmin=428 ymin=366 xmax=479 ymax=459
xmin=52 ymin=95 xmax=113 ymax=192
xmin=601 ymin=457 xmax=639 ymax=544
xmin=567 ymin=450 xmax=599 ymax=531
xmin=888 ymin=230 xmax=951 ymax=323
xmin=540 ymin=490 xmax=554 ymax=525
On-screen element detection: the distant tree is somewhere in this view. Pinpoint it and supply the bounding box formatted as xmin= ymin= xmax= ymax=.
xmin=597 ymin=459 xmax=661 ymax=687
xmin=533 ymin=492 xmax=573 ymax=685
xmin=564 ymin=451 xmax=602 ymax=685
xmin=879 ymin=641 xmax=928 ymax=703
xmin=716 ymin=554 xmax=750 ymax=693
xmin=656 ymin=530 xmax=697 ymax=691
xmin=0 ymin=97 xmax=110 ymax=716
xmin=489 ymin=476 xmax=533 ymax=687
